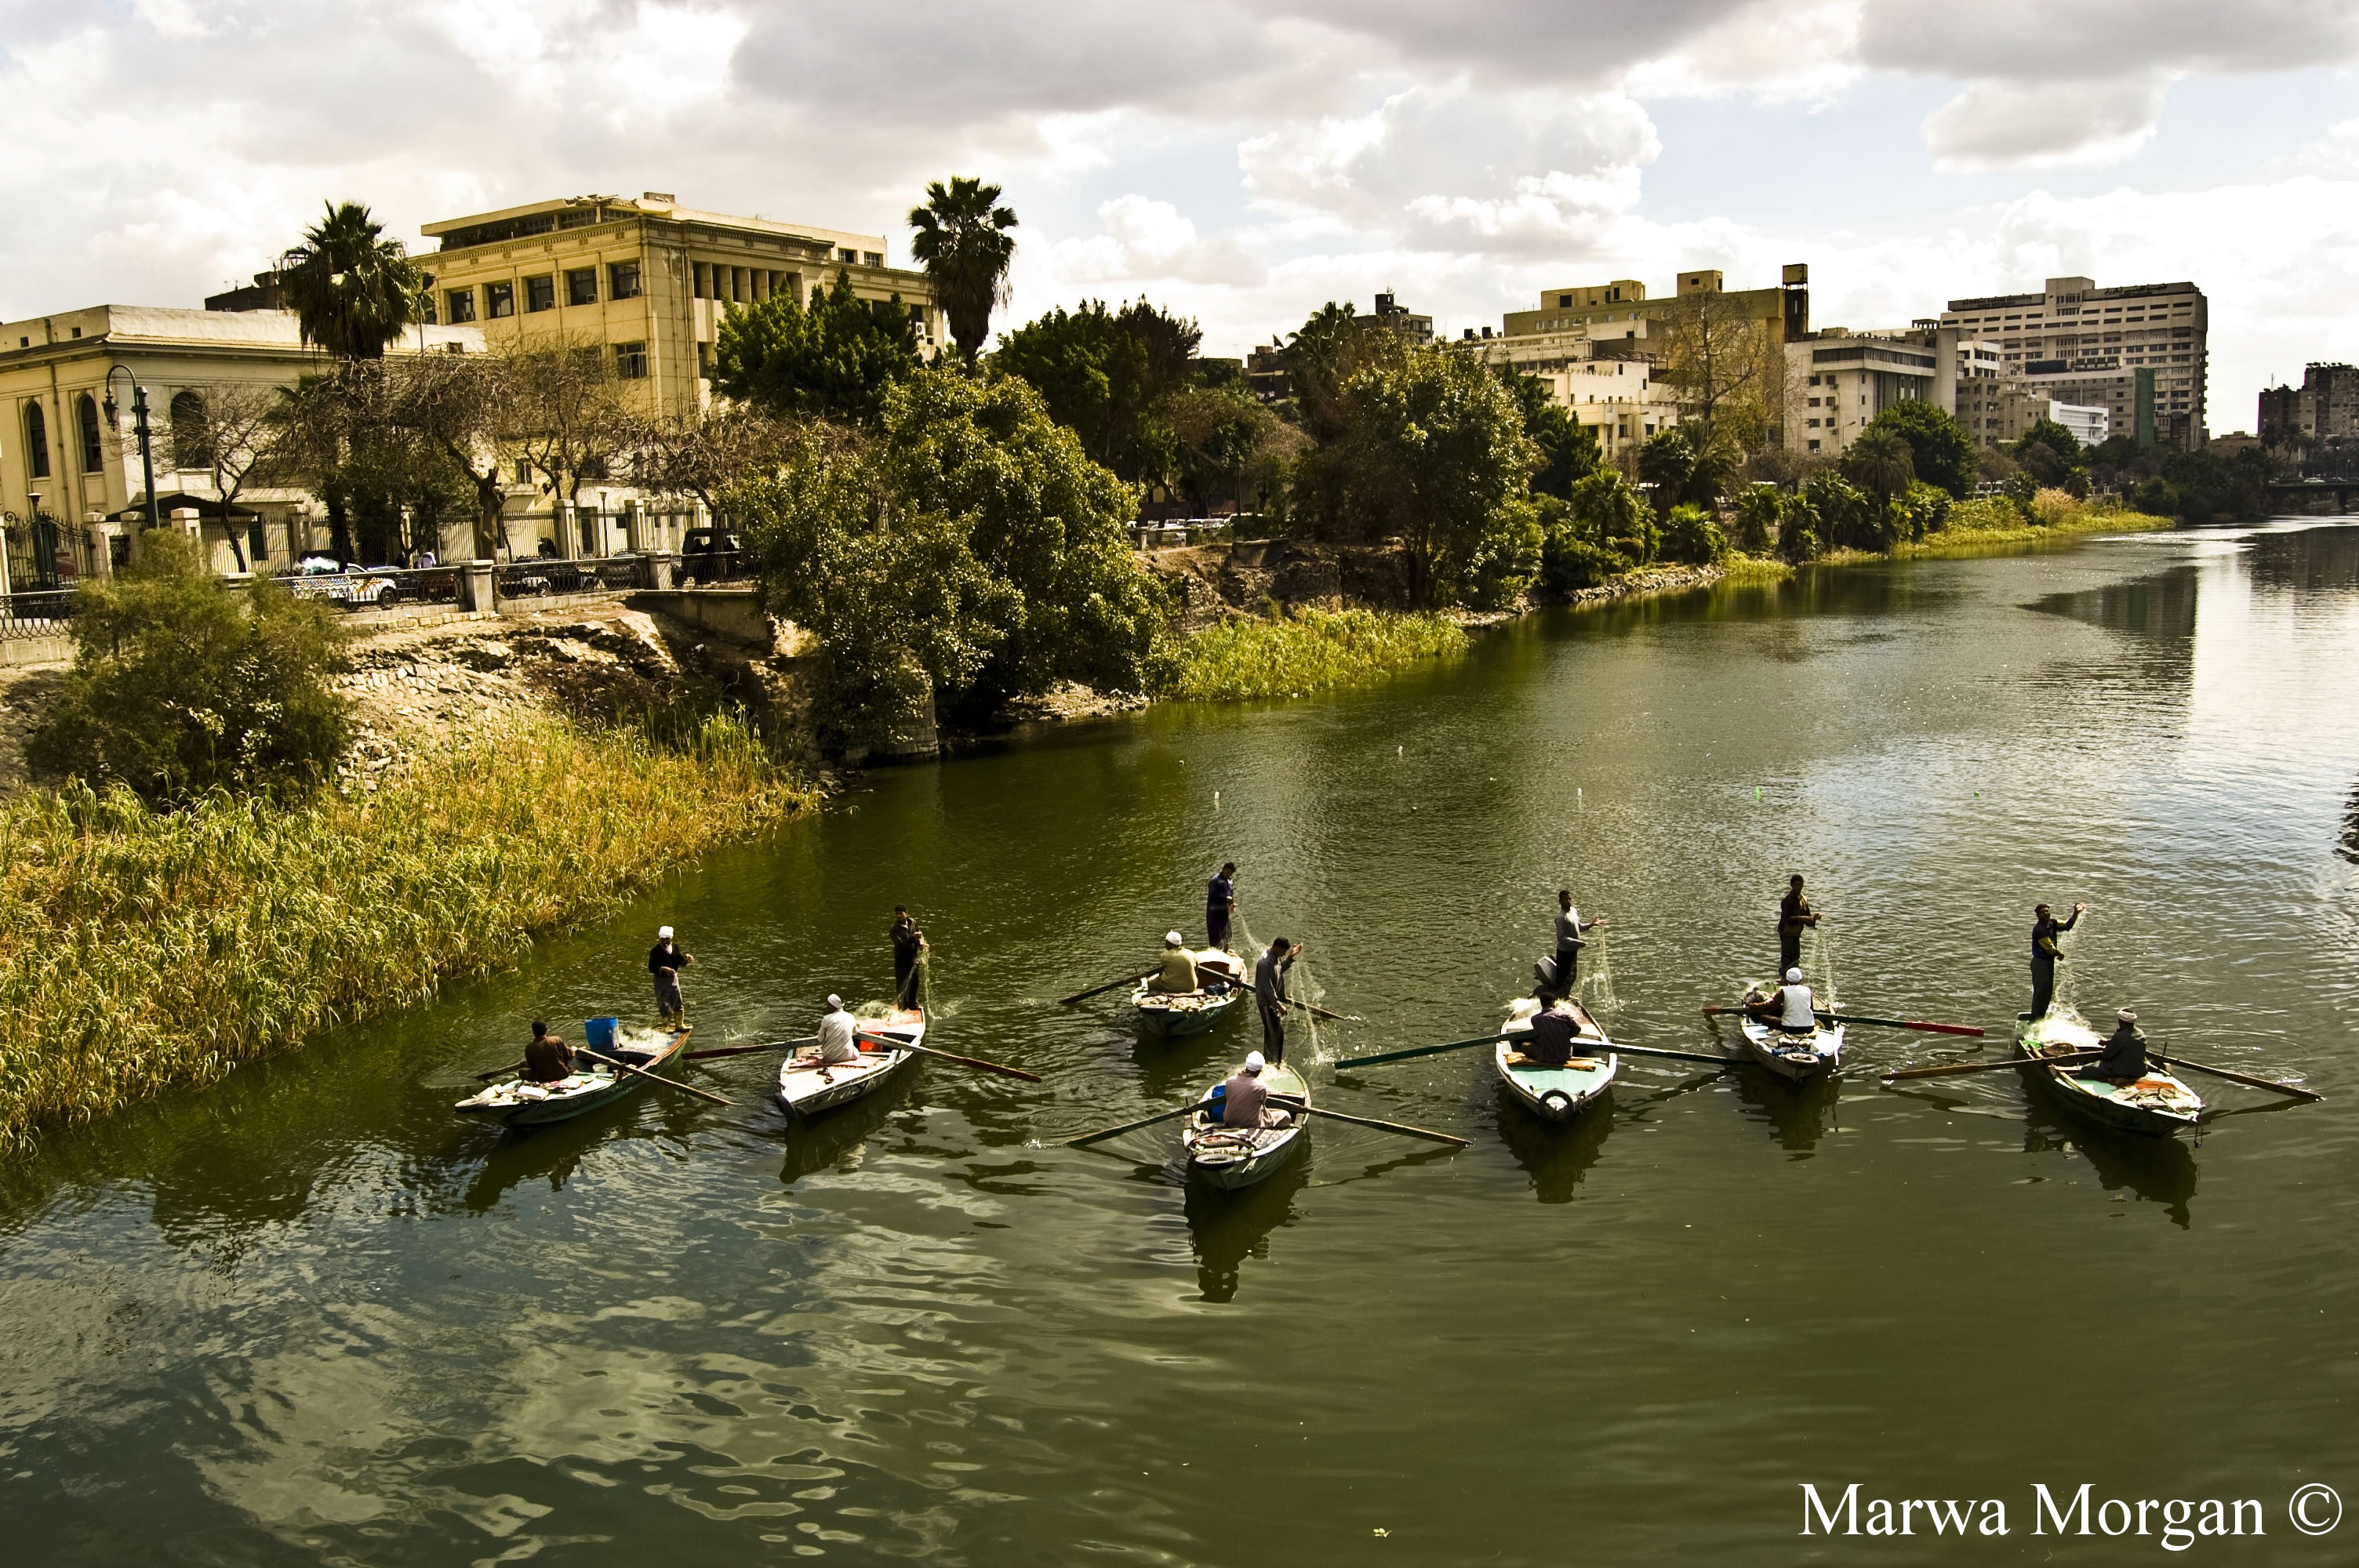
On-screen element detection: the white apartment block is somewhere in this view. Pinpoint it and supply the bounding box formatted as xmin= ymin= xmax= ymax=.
xmin=1787 ymin=331 xmax=1938 ymax=457
xmin=1522 ymin=358 xmax=1679 ymax=461
xmin=1939 ymin=276 xmax=2206 ymax=450
xmin=2048 ymin=401 xmax=2110 ymax=448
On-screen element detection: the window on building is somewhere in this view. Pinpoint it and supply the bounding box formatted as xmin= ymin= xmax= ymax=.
xmin=862 ymin=252 xmax=882 ymax=267
xmin=692 ymin=262 xmax=709 ymax=299
xmin=614 ymin=341 xmax=648 ymax=379
xmin=76 ymin=393 xmax=104 ymax=472
xmin=24 ymin=401 xmax=49 ymax=478
xmin=526 ymin=274 xmax=555 ymax=313
xmin=169 ymin=390 xmax=209 ymax=470
xmin=609 ymin=261 xmax=643 ymax=299
xmin=565 ymin=267 xmax=598 ymax=307
xmin=514 ymin=460 xmax=532 ymax=484
xmin=696 ymin=341 xmax=711 ymax=377
xmin=838 ymin=247 xmax=857 ymax=263
xmin=486 ymin=281 xmax=515 ymax=318
xmin=445 ymin=287 xmax=477 ymax=323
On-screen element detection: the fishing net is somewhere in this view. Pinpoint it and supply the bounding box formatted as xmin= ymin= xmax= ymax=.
xmin=1581 ymin=925 xmax=1622 ymax=1019
xmin=2052 ymin=910 xmax=2088 ymax=1017
xmin=1808 ymin=915 xmax=1840 ymax=1013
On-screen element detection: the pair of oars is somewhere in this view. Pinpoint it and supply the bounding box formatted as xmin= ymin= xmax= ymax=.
xmin=1334 ymin=1031 xmax=1742 ymax=1073
xmin=681 ymin=1033 xmax=1044 ymax=1083
xmin=1057 ymin=967 xmax=1361 ymax=1022
xmin=1883 ymin=1047 xmax=2321 ymax=1101
xmin=474 ymin=1043 xmax=731 ymax=1106
xmin=1065 ymin=1093 xmax=1467 ymax=1149
xmin=1699 ymin=1004 xmax=1986 ymax=1038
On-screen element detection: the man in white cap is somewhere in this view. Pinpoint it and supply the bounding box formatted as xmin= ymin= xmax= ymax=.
xmin=1748 ymin=967 xmax=1817 ymax=1036
xmin=814 ymin=994 xmax=862 ymax=1067
xmin=648 ymin=925 xmax=694 ymax=1025
xmin=2079 ymin=1009 xmax=2151 ymax=1084
xmin=1219 ymin=1051 xmax=1291 ymax=1129
xmin=1153 ymin=931 xmax=1200 ymax=994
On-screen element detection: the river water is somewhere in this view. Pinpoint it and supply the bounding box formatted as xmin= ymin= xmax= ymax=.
xmin=5 ymin=521 xmax=2358 ymax=1566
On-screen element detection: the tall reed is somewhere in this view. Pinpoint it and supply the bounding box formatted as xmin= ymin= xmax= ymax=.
xmin=0 ymin=711 xmax=812 ymax=1156
xmin=1166 ymin=605 xmax=1470 ymax=702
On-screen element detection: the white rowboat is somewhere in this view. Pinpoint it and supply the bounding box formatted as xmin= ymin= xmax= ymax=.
xmin=454 ymin=1025 xmax=691 ymax=1127
xmin=777 ymin=1007 xmax=925 ymax=1118
xmin=1736 ymin=985 xmax=1845 ymax=1083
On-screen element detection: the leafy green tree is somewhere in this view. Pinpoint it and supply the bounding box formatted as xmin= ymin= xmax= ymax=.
xmin=712 ymin=270 xmax=920 ymax=423
xmin=1730 ymin=485 xmax=1781 ymax=555
xmin=1841 ymin=427 xmax=1916 ymax=507
xmin=1636 ymin=428 xmax=1696 ymax=519
xmin=1864 ymin=401 xmax=1976 ymax=498
xmin=736 ymin=368 xmax=1168 ymax=742
xmin=1775 ymin=492 xmax=1821 ymax=563
xmin=992 ymin=297 xmax=1201 ymax=481
xmin=908 ymin=176 xmax=1019 ymax=367
xmin=1338 ymin=346 xmax=1541 ymax=605
xmin=1803 ymin=469 xmax=1889 ymax=551
xmin=1659 ymin=503 xmax=1728 ymax=565
xmin=1494 ymin=367 xmax=1600 ymax=499
xmin=1279 ymin=301 xmax=1405 ymax=542
xmin=281 ymin=201 xmax=424 ymax=361
xmin=1567 ymin=466 xmax=1656 ymax=562
xmin=27 ymin=532 xmax=352 ymax=802
xmin=2014 ymin=416 xmax=2082 ymax=466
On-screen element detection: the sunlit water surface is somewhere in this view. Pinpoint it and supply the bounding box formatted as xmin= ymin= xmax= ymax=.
xmin=5 ymin=521 xmax=2358 ymax=1565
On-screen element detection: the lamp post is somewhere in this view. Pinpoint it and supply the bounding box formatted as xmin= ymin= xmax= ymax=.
xmin=101 ymin=365 xmax=161 ymax=533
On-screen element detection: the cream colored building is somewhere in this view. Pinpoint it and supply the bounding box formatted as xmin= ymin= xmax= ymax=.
xmin=0 ymin=305 xmax=482 ymax=590
xmin=1939 ymin=276 xmax=2207 ymax=450
xmin=417 ymin=191 xmax=945 ymax=421
xmin=1521 ymin=358 xmax=1682 ymax=461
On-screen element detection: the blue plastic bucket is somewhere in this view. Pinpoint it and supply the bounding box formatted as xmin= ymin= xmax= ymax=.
xmin=584 ymin=1016 xmax=620 ymax=1051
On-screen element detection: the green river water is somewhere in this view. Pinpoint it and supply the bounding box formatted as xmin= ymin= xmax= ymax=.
xmin=5 ymin=521 xmax=2359 ymax=1566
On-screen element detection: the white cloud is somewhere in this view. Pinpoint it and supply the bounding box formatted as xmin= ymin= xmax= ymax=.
xmin=1921 ymin=76 xmax=2172 ymax=172
xmin=1036 ymin=195 xmax=1265 ymax=290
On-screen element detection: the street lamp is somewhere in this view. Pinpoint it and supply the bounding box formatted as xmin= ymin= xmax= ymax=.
xmin=101 ymin=365 xmax=161 ymax=533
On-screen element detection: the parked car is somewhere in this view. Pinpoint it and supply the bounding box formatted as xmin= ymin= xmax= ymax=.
xmin=680 ymin=527 xmax=743 ymax=584
xmin=285 ymin=559 xmax=406 ymax=606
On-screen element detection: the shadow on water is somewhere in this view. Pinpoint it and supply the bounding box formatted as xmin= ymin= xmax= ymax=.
xmin=776 ymin=1069 xmax=923 ymax=1186
xmin=2340 ymin=776 xmax=2359 ymax=866
xmin=453 ymin=1087 xmax=711 ymax=1214
xmin=1185 ymin=1156 xmax=1310 ymax=1303
xmin=2022 ymin=1096 xmax=2200 ymax=1229
xmin=1730 ymin=1066 xmax=1843 ymax=1156
xmin=1492 ymin=1088 xmax=1613 ymax=1203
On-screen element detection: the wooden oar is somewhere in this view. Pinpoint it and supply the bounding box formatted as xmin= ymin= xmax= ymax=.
xmin=856 ymin=1033 xmax=1045 ymax=1084
xmin=1269 ymin=1095 xmax=1467 ymax=1148
xmin=2153 ymin=1053 xmax=2321 ymax=1103
xmin=1289 ymin=1000 xmax=1365 ymax=1023
xmin=1702 ymin=1004 xmax=1984 ymax=1038
xmin=1059 ymin=971 xmax=1157 ymax=1006
xmin=578 ymin=1049 xmax=732 ymax=1105
xmin=1881 ymin=1051 xmax=2099 ymax=1082
xmin=475 ymin=1059 xmax=526 ymax=1081
xmin=1612 ymin=1043 xmax=1746 ymax=1070
xmin=684 ymin=1036 xmax=817 ymax=1062
xmin=1336 ymin=1033 xmax=1516 ymax=1070
xmin=1064 ymin=1102 xmax=1200 ymax=1147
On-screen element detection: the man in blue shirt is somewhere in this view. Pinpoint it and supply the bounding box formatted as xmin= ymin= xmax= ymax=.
xmin=1206 ymin=862 xmax=1238 ymax=952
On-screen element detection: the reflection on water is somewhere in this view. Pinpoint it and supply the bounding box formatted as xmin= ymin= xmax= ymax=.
xmin=5 ymin=520 xmax=2359 ymax=1565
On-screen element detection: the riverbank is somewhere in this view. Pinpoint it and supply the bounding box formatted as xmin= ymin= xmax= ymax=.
xmin=0 ymin=711 xmax=812 ymax=1156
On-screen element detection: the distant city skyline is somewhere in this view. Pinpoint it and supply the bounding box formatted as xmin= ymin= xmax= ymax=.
xmin=4 ymin=0 xmax=2355 ymax=432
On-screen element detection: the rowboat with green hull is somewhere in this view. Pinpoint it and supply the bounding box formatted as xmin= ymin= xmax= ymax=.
xmin=2016 ymin=1011 xmax=2202 ymax=1137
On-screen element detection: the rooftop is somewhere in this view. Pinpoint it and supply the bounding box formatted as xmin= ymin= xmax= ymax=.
xmin=421 ymin=192 xmax=890 ymax=261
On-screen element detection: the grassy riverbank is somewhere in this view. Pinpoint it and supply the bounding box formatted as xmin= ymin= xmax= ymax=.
xmin=1886 ymin=494 xmax=2173 ymax=560
xmin=0 ymin=712 xmax=812 ymax=1156
xmin=1165 ymin=604 xmax=1471 ymax=701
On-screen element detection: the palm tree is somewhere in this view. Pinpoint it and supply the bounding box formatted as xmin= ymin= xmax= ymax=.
xmin=907 ymin=177 xmax=1018 ymax=367
xmin=1844 ymin=427 xmax=1916 ymax=506
xmin=281 ymin=201 xmax=424 ymax=361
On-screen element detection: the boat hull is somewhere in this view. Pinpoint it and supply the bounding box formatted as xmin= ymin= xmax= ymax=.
xmin=455 ymin=1026 xmax=691 ymax=1127
xmin=1184 ymin=1062 xmax=1309 ymax=1189
xmin=1495 ymin=999 xmax=1617 ymax=1122
xmin=2016 ymin=1014 xmax=2201 ymax=1137
xmin=1132 ymin=953 xmax=1245 ymax=1040
xmin=1738 ymin=1013 xmax=1844 ymax=1083
xmin=779 ymin=1009 xmax=925 ymax=1119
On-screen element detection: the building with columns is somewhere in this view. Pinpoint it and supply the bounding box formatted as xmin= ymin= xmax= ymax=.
xmin=416 ymin=192 xmax=945 ymax=420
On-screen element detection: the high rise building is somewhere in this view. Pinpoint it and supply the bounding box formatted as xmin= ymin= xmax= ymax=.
xmin=1938 ymin=277 xmax=2206 ymax=450
xmin=417 ymin=192 xmax=943 ymax=420
xmin=2259 ymin=363 xmax=2359 ymax=445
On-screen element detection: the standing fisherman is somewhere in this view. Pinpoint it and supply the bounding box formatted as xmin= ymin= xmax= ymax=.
xmin=1253 ymin=936 xmax=1303 ymax=1066
xmin=649 ymin=925 xmax=693 ymax=1026
xmin=1206 ymin=863 xmax=1238 ymax=953
xmin=891 ymin=906 xmax=928 ymax=1011
xmin=2029 ymin=901 xmax=2088 ymax=1021
xmin=1552 ymin=890 xmax=1603 ymax=992
xmin=1777 ymin=876 xmax=1822 ymax=977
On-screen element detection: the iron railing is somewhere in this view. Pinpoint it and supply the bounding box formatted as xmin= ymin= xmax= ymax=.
xmin=0 ymin=587 xmax=78 ymax=641
xmin=493 ymin=554 xmax=650 ymax=599
xmin=280 ymin=564 xmax=463 ymax=611
xmin=676 ymin=549 xmax=748 ymax=586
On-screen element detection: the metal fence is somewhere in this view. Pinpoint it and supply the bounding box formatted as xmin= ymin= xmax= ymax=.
xmin=0 ymin=587 xmax=78 ymax=641
xmin=675 ymin=550 xmax=748 ymax=586
xmin=281 ymin=565 xmax=463 ymax=611
xmin=493 ymin=555 xmax=652 ymax=600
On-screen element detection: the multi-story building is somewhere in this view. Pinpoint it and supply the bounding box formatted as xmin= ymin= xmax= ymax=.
xmin=1521 ymin=358 xmax=1681 ymax=461
xmin=1360 ymin=292 xmax=1434 ymax=346
xmin=417 ymin=191 xmax=944 ymax=421
xmin=2048 ymin=401 xmax=2110 ymax=447
xmin=1787 ymin=329 xmax=1940 ymax=457
xmin=1 ymin=305 xmax=482 ymax=588
xmin=1490 ymin=264 xmax=1809 ymax=377
xmin=2258 ymin=362 xmax=2359 ymax=445
xmin=1939 ymin=277 xmax=2207 ymax=450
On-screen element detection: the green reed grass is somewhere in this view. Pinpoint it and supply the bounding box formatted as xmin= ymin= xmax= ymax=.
xmin=0 ymin=710 xmax=812 ymax=1156
xmin=1166 ymin=605 xmax=1470 ymax=702
xmin=1895 ymin=496 xmax=2172 ymax=557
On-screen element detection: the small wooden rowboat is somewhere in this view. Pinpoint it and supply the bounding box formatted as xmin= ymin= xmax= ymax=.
xmin=1495 ymin=996 xmax=1619 ymax=1123
xmin=1132 ymin=950 xmax=1247 ymax=1040
xmin=454 ymin=1025 xmax=691 ymax=1127
xmin=2016 ymin=1012 xmax=2202 ymax=1136
xmin=777 ymin=1007 xmax=926 ymax=1118
xmin=1183 ymin=1061 xmax=1310 ymax=1190
xmin=1736 ymin=985 xmax=1845 ymax=1083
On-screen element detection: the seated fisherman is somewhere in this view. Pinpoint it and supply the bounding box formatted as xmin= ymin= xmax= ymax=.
xmin=1750 ymin=967 xmax=1818 ymax=1035
xmin=1154 ymin=931 xmax=1201 ymax=994
xmin=523 ymin=1020 xmax=575 ymax=1083
xmin=1519 ymin=991 xmax=1579 ymax=1068
xmin=2077 ymin=1009 xmax=2152 ymax=1084
xmin=794 ymin=994 xmax=864 ymax=1073
xmin=1219 ymin=1051 xmax=1292 ymax=1129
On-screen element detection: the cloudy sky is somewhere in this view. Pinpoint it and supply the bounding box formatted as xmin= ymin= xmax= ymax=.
xmin=5 ymin=0 xmax=2357 ymax=431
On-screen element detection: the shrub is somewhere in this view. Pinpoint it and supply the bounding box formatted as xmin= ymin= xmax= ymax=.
xmin=2029 ymin=487 xmax=2080 ymax=527
xmin=1730 ymin=485 xmax=1780 ymax=554
xmin=1898 ymin=480 xmax=1953 ymax=539
xmin=27 ymin=532 xmax=352 ymax=804
xmin=1165 ymin=606 xmax=1467 ymax=700
xmin=1659 ymin=502 xmax=1728 ymax=564
xmin=1776 ymin=503 xmax=1822 ymax=564
xmin=1863 ymin=401 xmax=1976 ymax=498
xmin=1803 ymin=470 xmax=1895 ymax=551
